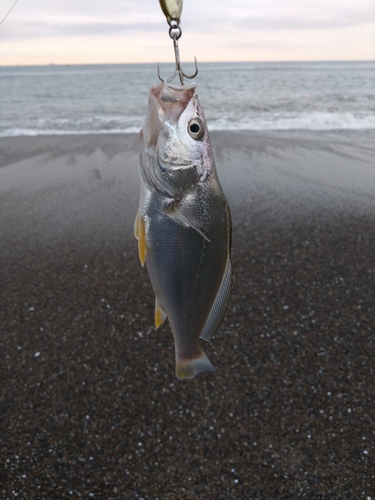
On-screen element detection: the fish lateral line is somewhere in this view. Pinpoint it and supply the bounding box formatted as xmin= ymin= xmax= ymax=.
xmin=159 ymin=202 xmax=211 ymax=243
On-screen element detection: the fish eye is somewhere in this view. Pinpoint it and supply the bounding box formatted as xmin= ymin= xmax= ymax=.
xmin=188 ymin=117 xmax=205 ymax=140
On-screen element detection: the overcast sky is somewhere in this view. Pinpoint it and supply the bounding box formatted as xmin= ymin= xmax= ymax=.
xmin=1 ymin=0 xmax=374 ymax=65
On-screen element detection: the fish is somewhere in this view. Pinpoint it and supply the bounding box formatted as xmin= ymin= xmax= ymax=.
xmin=134 ymin=80 xmax=232 ymax=380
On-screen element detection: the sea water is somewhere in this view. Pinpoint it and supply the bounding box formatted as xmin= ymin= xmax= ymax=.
xmin=0 ymin=61 xmax=374 ymax=136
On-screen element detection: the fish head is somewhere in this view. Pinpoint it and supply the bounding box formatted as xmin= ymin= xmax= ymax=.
xmin=141 ymin=81 xmax=214 ymax=198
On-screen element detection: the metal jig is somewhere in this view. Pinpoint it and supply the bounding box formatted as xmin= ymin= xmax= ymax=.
xmin=158 ymin=0 xmax=198 ymax=85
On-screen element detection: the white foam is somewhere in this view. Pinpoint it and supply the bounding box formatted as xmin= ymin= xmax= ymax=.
xmin=1 ymin=112 xmax=374 ymax=137
xmin=208 ymin=112 xmax=375 ymax=131
xmin=0 ymin=127 xmax=141 ymax=137
xmin=0 ymin=114 xmax=143 ymax=137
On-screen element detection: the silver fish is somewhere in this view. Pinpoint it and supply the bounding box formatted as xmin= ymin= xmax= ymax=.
xmin=134 ymin=80 xmax=232 ymax=380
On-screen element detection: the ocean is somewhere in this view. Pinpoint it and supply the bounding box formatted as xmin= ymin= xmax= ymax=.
xmin=0 ymin=61 xmax=374 ymax=137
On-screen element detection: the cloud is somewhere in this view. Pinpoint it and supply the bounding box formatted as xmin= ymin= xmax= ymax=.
xmin=2 ymin=0 xmax=374 ymax=40
xmin=1 ymin=0 xmax=374 ymax=63
xmin=236 ymin=9 xmax=375 ymax=31
xmin=2 ymin=20 xmax=163 ymax=39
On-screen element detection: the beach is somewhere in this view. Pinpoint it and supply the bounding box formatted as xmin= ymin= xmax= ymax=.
xmin=1 ymin=130 xmax=375 ymax=498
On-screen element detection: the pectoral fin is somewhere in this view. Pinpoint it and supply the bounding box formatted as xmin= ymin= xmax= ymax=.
xmin=155 ymin=298 xmax=167 ymax=328
xmin=163 ymin=203 xmax=210 ymax=243
xmin=134 ymin=209 xmax=147 ymax=267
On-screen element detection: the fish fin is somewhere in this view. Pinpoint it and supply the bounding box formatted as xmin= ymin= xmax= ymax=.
xmin=200 ymin=257 xmax=232 ymax=342
xmin=175 ymin=349 xmax=216 ymax=380
xmin=134 ymin=210 xmax=147 ymax=267
xmin=155 ymin=298 xmax=167 ymax=328
xmin=134 ymin=209 xmax=141 ymax=239
xmin=163 ymin=203 xmax=210 ymax=243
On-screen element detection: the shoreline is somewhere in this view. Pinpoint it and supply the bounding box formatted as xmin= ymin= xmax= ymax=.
xmin=1 ymin=130 xmax=374 ymax=251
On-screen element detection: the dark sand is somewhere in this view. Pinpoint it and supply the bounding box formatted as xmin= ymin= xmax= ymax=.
xmin=1 ymin=131 xmax=375 ymax=498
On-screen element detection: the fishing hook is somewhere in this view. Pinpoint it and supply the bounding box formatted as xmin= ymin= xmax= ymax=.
xmin=158 ymin=20 xmax=198 ymax=85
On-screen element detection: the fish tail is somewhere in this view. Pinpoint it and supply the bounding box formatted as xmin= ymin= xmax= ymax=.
xmin=175 ymin=349 xmax=216 ymax=380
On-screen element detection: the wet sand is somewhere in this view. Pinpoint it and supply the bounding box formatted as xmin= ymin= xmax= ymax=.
xmin=1 ymin=131 xmax=375 ymax=498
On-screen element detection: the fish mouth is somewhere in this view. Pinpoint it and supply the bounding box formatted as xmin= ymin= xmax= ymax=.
xmin=155 ymin=80 xmax=196 ymax=122
xmin=157 ymin=81 xmax=196 ymax=104
xmin=144 ymin=81 xmax=197 ymax=147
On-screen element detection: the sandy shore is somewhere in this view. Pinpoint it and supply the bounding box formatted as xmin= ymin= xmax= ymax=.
xmin=1 ymin=131 xmax=375 ymax=498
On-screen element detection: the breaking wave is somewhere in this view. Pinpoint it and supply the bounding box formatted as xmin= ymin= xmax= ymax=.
xmin=1 ymin=111 xmax=374 ymax=137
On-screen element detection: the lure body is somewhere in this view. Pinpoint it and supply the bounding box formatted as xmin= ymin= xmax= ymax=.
xmin=159 ymin=0 xmax=183 ymax=24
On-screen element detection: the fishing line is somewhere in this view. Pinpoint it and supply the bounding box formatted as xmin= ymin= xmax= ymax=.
xmin=0 ymin=0 xmax=19 ymax=26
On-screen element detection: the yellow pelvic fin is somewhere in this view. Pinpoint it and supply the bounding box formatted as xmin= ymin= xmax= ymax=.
xmin=134 ymin=209 xmax=147 ymax=267
xmin=134 ymin=209 xmax=141 ymax=240
xmin=155 ymin=299 xmax=167 ymax=328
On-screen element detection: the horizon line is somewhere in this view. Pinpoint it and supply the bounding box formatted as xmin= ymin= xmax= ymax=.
xmin=1 ymin=58 xmax=374 ymax=68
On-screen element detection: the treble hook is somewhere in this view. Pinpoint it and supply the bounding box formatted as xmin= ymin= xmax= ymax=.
xmin=157 ymin=20 xmax=198 ymax=85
